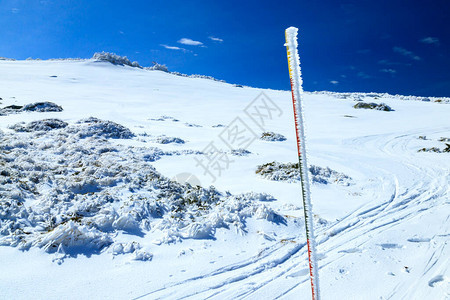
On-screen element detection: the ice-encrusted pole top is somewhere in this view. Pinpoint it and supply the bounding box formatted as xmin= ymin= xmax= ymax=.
xmin=284 ymin=27 xmax=304 ymax=95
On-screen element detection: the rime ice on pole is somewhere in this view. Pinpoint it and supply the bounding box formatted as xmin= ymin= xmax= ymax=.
xmin=285 ymin=26 xmax=321 ymax=300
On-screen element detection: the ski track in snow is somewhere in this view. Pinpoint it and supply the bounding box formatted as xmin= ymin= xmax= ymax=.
xmin=135 ymin=128 xmax=450 ymax=300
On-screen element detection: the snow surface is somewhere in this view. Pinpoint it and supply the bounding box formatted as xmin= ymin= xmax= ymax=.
xmin=0 ymin=59 xmax=449 ymax=299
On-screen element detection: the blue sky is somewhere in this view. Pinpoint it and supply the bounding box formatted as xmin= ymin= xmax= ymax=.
xmin=1 ymin=0 xmax=449 ymax=97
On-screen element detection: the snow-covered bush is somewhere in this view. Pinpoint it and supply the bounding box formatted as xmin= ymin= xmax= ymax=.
xmin=1 ymin=102 xmax=63 ymax=116
xmin=91 ymin=52 xmax=229 ymax=83
xmin=418 ymin=144 xmax=450 ymax=153
xmin=231 ymin=148 xmax=251 ymax=156
xmin=2 ymin=105 xmax=22 ymax=110
xmin=0 ymin=105 xmax=22 ymax=116
xmin=0 ymin=127 xmax=283 ymax=260
xmin=146 ymin=62 xmax=169 ymax=72
xmin=111 ymin=242 xmax=141 ymax=256
xmin=310 ymin=91 xmax=450 ymax=104
xmin=36 ymin=221 xmax=113 ymax=253
xmin=22 ymin=102 xmax=63 ymax=112
xmin=309 ymin=165 xmax=353 ymax=185
xmin=70 ymin=117 xmax=135 ymax=139
xmin=184 ymin=122 xmax=201 ymax=127
xmin=260 ymin=131 xmax=287 ymax=142
xmin=255 ymin=161 xmax=353 ymax=185
xmin=92 ymin=52 xmax=141 ymax=68
xmin=133 ymin=249 xmax=153 ymax=261
xmin=418 ymin=147 xmax=441 ymax=153
xmin=9 ymin=119 xmax=68 ymax=132
xmin=171 ymin=72 xmax=226 ymax=83
xmin=444 ymin=144 xmax=450 ymax=152
xmin=155 ymin=136 xmax=185 ymax=144
xmin=149 ymin=115 xmax=179 ymax=122
xmin=353 ymin=102 xmax=393 ymax=111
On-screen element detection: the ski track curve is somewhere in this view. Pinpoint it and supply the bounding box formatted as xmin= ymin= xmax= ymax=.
xmin=134 ymin=127 xmax=450 ymax=300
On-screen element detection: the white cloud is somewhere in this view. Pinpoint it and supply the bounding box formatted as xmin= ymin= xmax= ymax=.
xmin=209 ymin=36 xmax=224 ymax=42
xmin=160 ymin=44 xmax=184 ymax=51
xmin=330 ymin=80 xmax=339 ymax=85
xmin=420 ymin=37 xmax=439 ymax=45
xmin=380 ymin=69 xmax=396 ymax=74
xmin=393 ymin=46 xmax=421 ymax=61
xmin=178 ymin=38 xmax=203 ymax=46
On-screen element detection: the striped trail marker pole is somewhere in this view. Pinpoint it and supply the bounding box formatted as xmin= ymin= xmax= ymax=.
xmin=284 ymin=27 xmax=321 ymax=300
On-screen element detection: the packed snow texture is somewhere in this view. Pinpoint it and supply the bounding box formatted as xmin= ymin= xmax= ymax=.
xmin=256 ymin=161 xmax=353 ymax=186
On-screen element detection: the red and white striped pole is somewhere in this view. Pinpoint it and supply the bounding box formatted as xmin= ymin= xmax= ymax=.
xmin=285 ymin=27 xmax=320 ymax=300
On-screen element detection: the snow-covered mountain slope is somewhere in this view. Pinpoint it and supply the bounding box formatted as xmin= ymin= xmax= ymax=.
xmin=0 ymin=59 xmax=449 ymax=299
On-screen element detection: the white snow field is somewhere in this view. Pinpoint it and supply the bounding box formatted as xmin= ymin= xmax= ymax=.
xmin=0 ymin=58 xmax=449 ymax=299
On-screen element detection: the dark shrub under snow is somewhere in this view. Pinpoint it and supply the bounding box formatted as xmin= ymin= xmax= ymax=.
xmin=71 ymin=117 xmax=135 ymax=139
xmin=9 ymin=119 xmax=68 ymax=132
xmin=353 ymin=102 xmax=393 ymax=111
xmin=260 ymin=132 xmax=287 ymax=142
xmin=256 ymin=161 xmax=353 ymax=185
xmin=22 ymin=102 xmax=63 ymax=112
xmin=1 ymin=102 xmax=63 ymax=115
